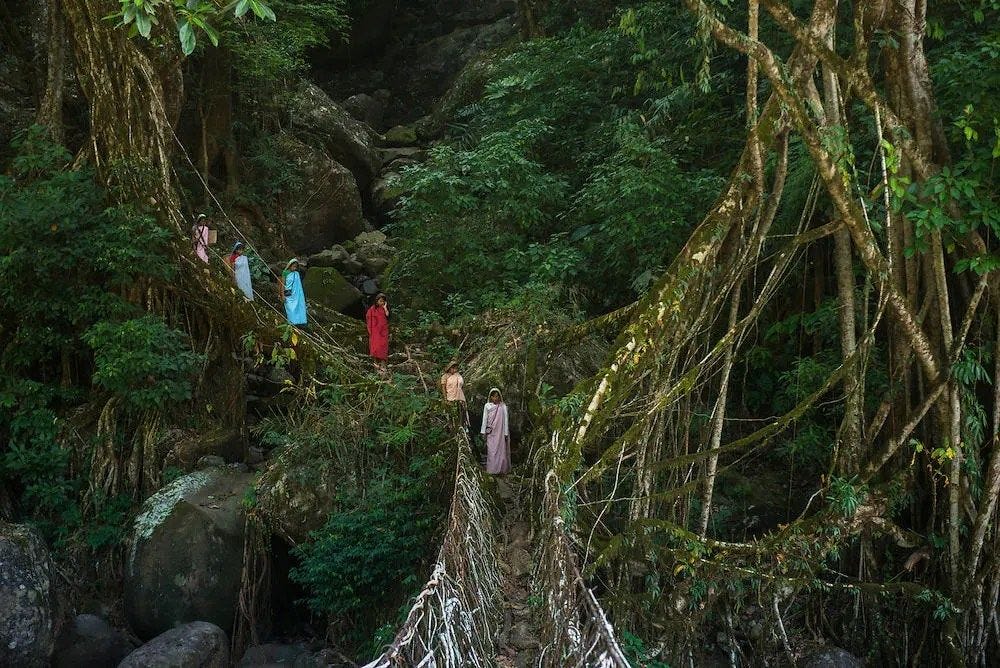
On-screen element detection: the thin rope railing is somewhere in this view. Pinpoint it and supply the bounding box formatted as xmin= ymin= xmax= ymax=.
xmin=167 ymin=128 xmax=365 ymax=370
xmin=362 ymin=429 xmax=503 ymax=667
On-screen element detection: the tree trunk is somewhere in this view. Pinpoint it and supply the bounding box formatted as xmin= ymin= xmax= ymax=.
xmin=36 ymin=0 xmax=66 ymax=143
xmin=61 ymin=0 xmax=185 ymax=232
xmin=517 ymin=0 xmax=545 ymax=38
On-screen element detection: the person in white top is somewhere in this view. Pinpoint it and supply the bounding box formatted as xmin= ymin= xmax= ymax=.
xmin=480 ymin=387 xmax=510 ymax=475
xmin=440 ymin=361 xmax=469 ymax=430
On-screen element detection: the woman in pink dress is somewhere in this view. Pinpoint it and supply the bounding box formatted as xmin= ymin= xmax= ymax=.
xmin=480 ymin=388 xmax=510 ymax=475
xmin=366 ymin=293 xmax=390 ymax=369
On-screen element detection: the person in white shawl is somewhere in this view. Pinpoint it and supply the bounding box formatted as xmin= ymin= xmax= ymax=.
xmin=480 ymin=387 xmax=510 ymax=475
xmin=227 ymin=242 xmax=254 ymax=301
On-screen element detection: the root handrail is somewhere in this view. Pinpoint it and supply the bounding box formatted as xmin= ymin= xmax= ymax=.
xmin=362 ymin=430 xmax=503 ymax=667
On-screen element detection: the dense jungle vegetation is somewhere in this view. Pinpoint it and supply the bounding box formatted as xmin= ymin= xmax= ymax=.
xmin=1 ymin=0 xmax=999 ymax=666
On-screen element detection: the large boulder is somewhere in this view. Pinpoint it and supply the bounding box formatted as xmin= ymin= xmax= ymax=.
xmin=118 ymin=621 xmax=228 ymax=668
xmin=289 ymin=82 xmax=382 ymax=190
xmin=382 ymin=124 xmax=418 ymax=147
xmin=433 ymin=0 xmax=515 ymax=26
xmin=0 ymin=522 xmax=54 ymax=667
xmin=256 ymin=447 xmax=342 ymax=545
xmin=52 ymin=614 xmax=135 ymax=668
xmin=302 ymin=267 xmax=362 ymax=313
xmin=352 ymin=230 xmax=395 ymax=276
xmin=307 ymin=245 xmax=350 ymax=269
xmin=276 ymin=134 xmax=366 ymax=256
xmin=404 ymin=17 xmax=516 ymax=115
xmin=125 ymin=468 xmax=253 ymax=640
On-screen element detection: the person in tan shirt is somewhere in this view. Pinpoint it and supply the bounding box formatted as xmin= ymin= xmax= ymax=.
xmin=440 ymin=361 xmax=469 ymax=431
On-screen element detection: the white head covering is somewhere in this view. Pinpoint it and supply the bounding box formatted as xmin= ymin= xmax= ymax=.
xmin=488 ymin=387 xmax=504 ymax=403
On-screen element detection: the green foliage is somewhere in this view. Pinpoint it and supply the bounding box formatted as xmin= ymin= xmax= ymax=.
xmin=565 ymin=122 xmax=724 ymax=297
xmin=622 ymin=630 xmax=671 ymax=667
xmin=226 ymin=1 xmax=348 ymax=83
xmin=84 ymin=316 xmax=204 ymax=411
xmin=827 ymin=476 xmax=867 ymax=518
xmin=392 ymin=15 xmax=738 ymax=319
xmin=116 ymin=0 xmax=278 ymax=54
xmin=289 ymin=461 xmax=441 ymax=620
xmin=908 ymin=24 xmax=1000 ymax=272
xmin=255 ymin=369 xmax=451 ymax=636
xmin=0 ymin=128 xmax=181 ymax=546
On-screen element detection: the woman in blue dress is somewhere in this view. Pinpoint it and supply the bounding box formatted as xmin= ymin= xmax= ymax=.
xmin=281 ymin=258 xmax=308 ymax=328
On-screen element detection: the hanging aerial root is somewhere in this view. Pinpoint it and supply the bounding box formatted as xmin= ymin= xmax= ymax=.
xmin=535 ymin=433 xmax=630 ymax=667
xmin=232 ymin=512 xmax=271 ymax=660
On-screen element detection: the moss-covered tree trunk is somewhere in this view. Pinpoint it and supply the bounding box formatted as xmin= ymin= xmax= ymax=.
xmin=35 ymin=0 xmax=67 ymax=143
xmin=61 ymin=0 xmax=185 ymax=232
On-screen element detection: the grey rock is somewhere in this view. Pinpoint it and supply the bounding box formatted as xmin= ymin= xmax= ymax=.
xmin=379 ymin=146 xmax=426 ymax=165
xmin=342 ymin=93 xmax=380 ymax=127
xmin=239 ymin=642 xmax=308 ymax=666
xmin=354 ymin=247 xmax=391 ymax=276
xmin=361 ymin=278 xmax=381 ymax=296
xmin=341 ymin=257 xmax=364 ymax=275
xmin=289 ymin=82 xmax=382 ymax=190
xmin=416 ymin=55 xmax=498 ymax=140
xmin=433 ymin=0 xmax=515 ymax=26
xmin=275 ymin=134 xmax=366 ymax=255
xmin=53 ymin=614 xmax=135 ymax=668
xmin=0 ymin=522 xmax=54 ymax=667
xmin=803 ymin=647 xmax=863 ymax=668
xmin=407 ymin=18 xmax=515 ymax=127
xmin=125 ymin=469 xmax=253 ymax=640
xmin=118 ymin=621 xmax=228 ymax=668
xmin=196 ymin=455 xmax=227 ymax=470
xmin=256 ymin=448 xmax=350 ymax=545
xmin=342 ymin=89 xmax=391 ymax=129
xmin=307 ymin=245 xmax=351 ymax=268
xmin=354 ymin=230 xmax=388 ymax=247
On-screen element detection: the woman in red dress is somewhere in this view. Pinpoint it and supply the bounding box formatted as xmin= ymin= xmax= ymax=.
xmin=366 ymin=293 xmax=390 ymax=369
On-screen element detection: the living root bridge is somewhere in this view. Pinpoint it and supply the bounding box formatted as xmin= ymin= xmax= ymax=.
xmin=356 ymin=431 xmax=631 ymax=666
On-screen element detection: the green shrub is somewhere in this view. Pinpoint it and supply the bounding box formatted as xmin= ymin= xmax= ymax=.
xmin=84 ymin=316 xmax=204 ymax=411
xmin=0 ymin=127 xmax=181 ymax=544
xmin=289 ymin=463 xmax=442 ymax=620
xmin=390 ymin=17 xmax=739 ymax=319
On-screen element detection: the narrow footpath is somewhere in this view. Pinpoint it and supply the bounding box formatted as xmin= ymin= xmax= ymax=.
xmin=493 ymin=475 xmax=541 ymax=667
